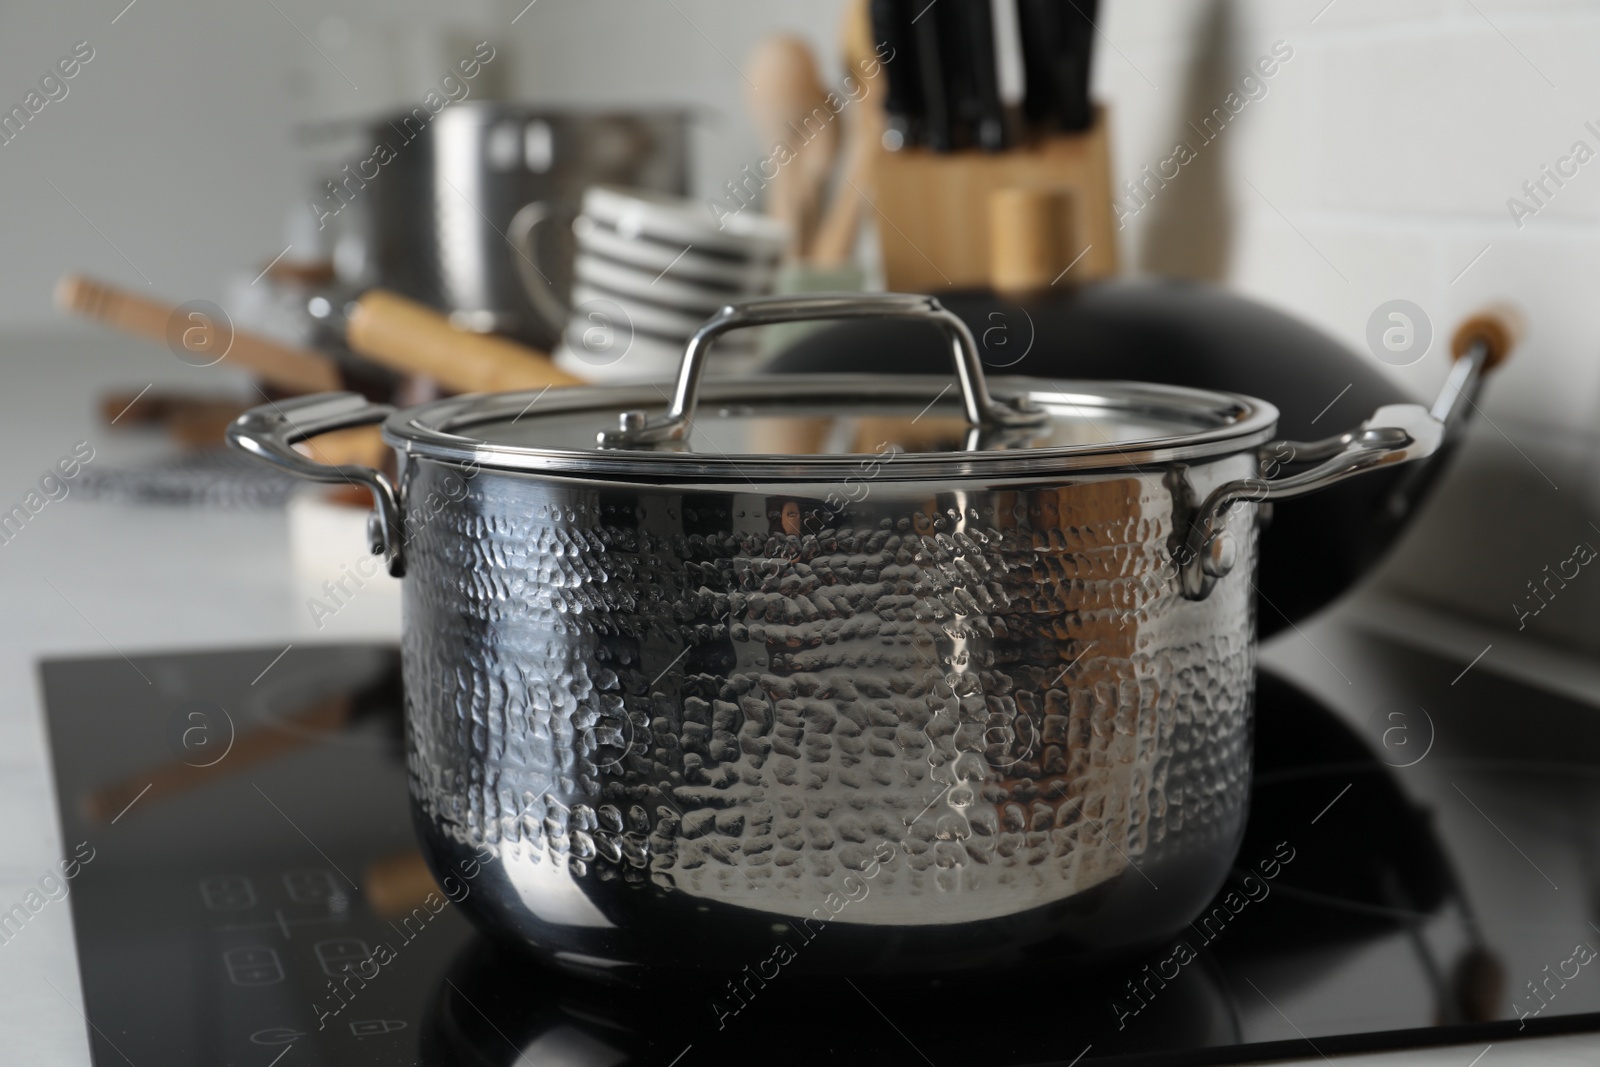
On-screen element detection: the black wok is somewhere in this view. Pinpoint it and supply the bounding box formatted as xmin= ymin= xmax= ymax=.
xmin=768 ymin=278 xmax=1512 ymax=636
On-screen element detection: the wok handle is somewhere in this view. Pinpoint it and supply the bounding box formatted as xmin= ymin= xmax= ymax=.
xmin=1369 ymin=304 xmax=1522 ymax=527
xmin=1180 ymin=403 xmax=1444 ymax=600
xmin=1431 ymin=304 xmax=1522 ymax=433
xmin=598 ymin=292 xmax=1047 ymax=448
xmin=226 ymin=393 xmax=406 ymax=577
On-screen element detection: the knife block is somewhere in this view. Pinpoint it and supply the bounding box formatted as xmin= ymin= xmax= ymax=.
xmin=869 ymin=106 xmax=1119 ymax=292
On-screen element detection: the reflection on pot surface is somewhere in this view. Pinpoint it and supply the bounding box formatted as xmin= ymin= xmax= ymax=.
xmin=404 ymin=466 xmax=1257 ymax=972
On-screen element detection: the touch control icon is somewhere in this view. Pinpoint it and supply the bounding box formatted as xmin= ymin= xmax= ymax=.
xmin=224 ymin=947 xmax=283 ymax=987
xmin=199 ymin=875 xmax=256 ymax=912
xmin=314 ymin=937 xmax=372 ymax=978
xmin=350 ymin=1019 xmax=408 ymax=1037
xmin=283 ymin=868 xmax=339 ymax=905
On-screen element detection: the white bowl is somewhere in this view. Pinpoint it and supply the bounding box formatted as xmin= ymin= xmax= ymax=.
xmin=569 ymin=283 xmax=710 ymax=339
xmin=575 ymin=255 xmax=738 ymax=315
xmin=582 ymin=184 xmax=790 ymax=259
xmin=574 ymin=219 xmax=782 ymax=288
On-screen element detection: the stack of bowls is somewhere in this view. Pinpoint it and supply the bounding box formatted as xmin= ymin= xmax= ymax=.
xmin=554 ymin=185 xmax=790 ymax=382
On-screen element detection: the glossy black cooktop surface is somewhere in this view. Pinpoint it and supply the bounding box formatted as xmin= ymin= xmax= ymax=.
xmin=39 ymin=629 xmax=1600 ymax=1065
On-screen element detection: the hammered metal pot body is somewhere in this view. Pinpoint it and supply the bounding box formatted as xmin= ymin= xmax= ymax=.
xmin=398 ymin=451 xmax=1259 ymax=975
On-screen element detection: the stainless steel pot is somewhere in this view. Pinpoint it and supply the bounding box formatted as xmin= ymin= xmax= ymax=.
xmin=229 ymin=293 xmax=1442 ymax=976
xmin=365 ymin=104 xmax=690 ymax=350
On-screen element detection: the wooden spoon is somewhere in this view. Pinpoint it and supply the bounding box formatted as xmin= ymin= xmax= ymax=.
xmin=811 ymin=0 xmax=882 ymax=268
xmin=745 ymin=35 xmax=841 ymax=260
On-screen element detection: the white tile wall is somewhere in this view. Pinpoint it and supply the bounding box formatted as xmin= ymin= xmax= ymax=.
xmin=1103 ymin=0 xmax=1600 ymax=442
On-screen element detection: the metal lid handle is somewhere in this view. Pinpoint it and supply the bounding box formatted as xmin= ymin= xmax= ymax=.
xmin=598 ymin=292 xmax=1046 ymax=448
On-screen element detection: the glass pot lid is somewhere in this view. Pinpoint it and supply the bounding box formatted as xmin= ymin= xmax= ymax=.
xmin=381 ymin=293 xmax=1280 ymax=482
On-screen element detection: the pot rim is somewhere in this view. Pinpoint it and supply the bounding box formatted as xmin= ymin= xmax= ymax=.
xmin=382 ymin=374 xmax=1281 ymax=482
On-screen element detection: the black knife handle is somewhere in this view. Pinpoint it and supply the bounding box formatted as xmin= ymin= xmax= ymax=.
xmin=1017 ymin=0 xmax=1097 ymax=133
xmin=1061 ymin=0 xmax=1097 ymax=131
xmin=913 ymin=1 xmax=955 ymax=151
xmin=871 ymin=0 xmax=923 ymax=150
xmin=958 ymin=0 xmax=1008 ymax=151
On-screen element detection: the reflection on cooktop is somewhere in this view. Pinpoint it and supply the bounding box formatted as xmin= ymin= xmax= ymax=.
xmin=37 ymin=630 xmax=1600 ymax=1066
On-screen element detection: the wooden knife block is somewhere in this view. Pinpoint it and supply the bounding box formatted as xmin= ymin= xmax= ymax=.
xmin=870 ymin=106 xmax=1118 ymax=292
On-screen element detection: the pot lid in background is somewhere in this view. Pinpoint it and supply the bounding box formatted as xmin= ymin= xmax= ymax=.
xmin=381 ymin=374 xmax=1280 ymax=481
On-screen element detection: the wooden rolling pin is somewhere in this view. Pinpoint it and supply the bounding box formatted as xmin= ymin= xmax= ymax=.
xmin=57 ymin=274 xmax=341 ymax=394
xmin=346 ymin=289 xmax=586 ymax=394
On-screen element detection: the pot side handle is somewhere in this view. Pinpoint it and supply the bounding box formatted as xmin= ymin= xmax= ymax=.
xmin=1181 ymin=403 xmax=1444 ymax=600
xmin=226 ymin=392 xmax=406 ymax=577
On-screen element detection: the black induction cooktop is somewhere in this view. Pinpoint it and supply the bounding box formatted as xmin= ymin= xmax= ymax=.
xmin=37 ymin=628 xmax=1600 ymax=1066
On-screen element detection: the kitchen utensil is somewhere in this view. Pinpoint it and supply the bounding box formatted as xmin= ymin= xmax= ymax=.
xmin=56 ymin=274 xmax=341 ymax=394
xmin=744 ymin=36 xmax=840 ymax=259
xmin=954 ymin=0 xmax=1008 ymax=151
xmin=989 ymin=185 xmax=1079 ymax=292
xmin=808 ymin=0 xmax=883 ymax=268
xmin=869 ymin=0 xmax=922 ymax=151
xmin=573 ymin=255 xmax=732 ymax=317
xmin=366 ymin=105 xmax=690 ymax=351
xmin=229 ymin=291 xmax=1443 ymax=975
xmin=914 ymin=0 xmax=1007 ymax=153
xmin=539 ymin=186 xmax=789 ymax=381
xmin=1017 ymin=0 xmax=1098 ymax=133
xmin=869 ymin=109 xmax=1119 ymax=290
xmin=343 ymin=288 xmax=585 ymax=394
xmin=911 ymin=0 xmax=955 ymax=151
xmin=561 ymin=213 xmax=769 ymax=286
xmin=769 ymin=282 xmax=1517 ymax=634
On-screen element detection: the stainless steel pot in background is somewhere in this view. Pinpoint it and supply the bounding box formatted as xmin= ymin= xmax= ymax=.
xmin=365 ymin=103 xmax=690 ymax=350
xmin=229 ymin=294 xmax=1443 ymax=977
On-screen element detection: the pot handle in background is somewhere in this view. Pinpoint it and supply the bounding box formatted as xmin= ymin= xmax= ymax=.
xmin=1181 ymin=403 xmax=1445 ymax=601
xmin=226 ymin=393 xmax=407 ymax=577
xmin=508 ymin=201 xmax=572 ymax=343
xmin=598 ymin=292 xmax=1050 ymax=448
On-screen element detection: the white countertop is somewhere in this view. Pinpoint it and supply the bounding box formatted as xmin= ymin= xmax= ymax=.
xmin=3 ymin=328 xmax=1599 ymax=1065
